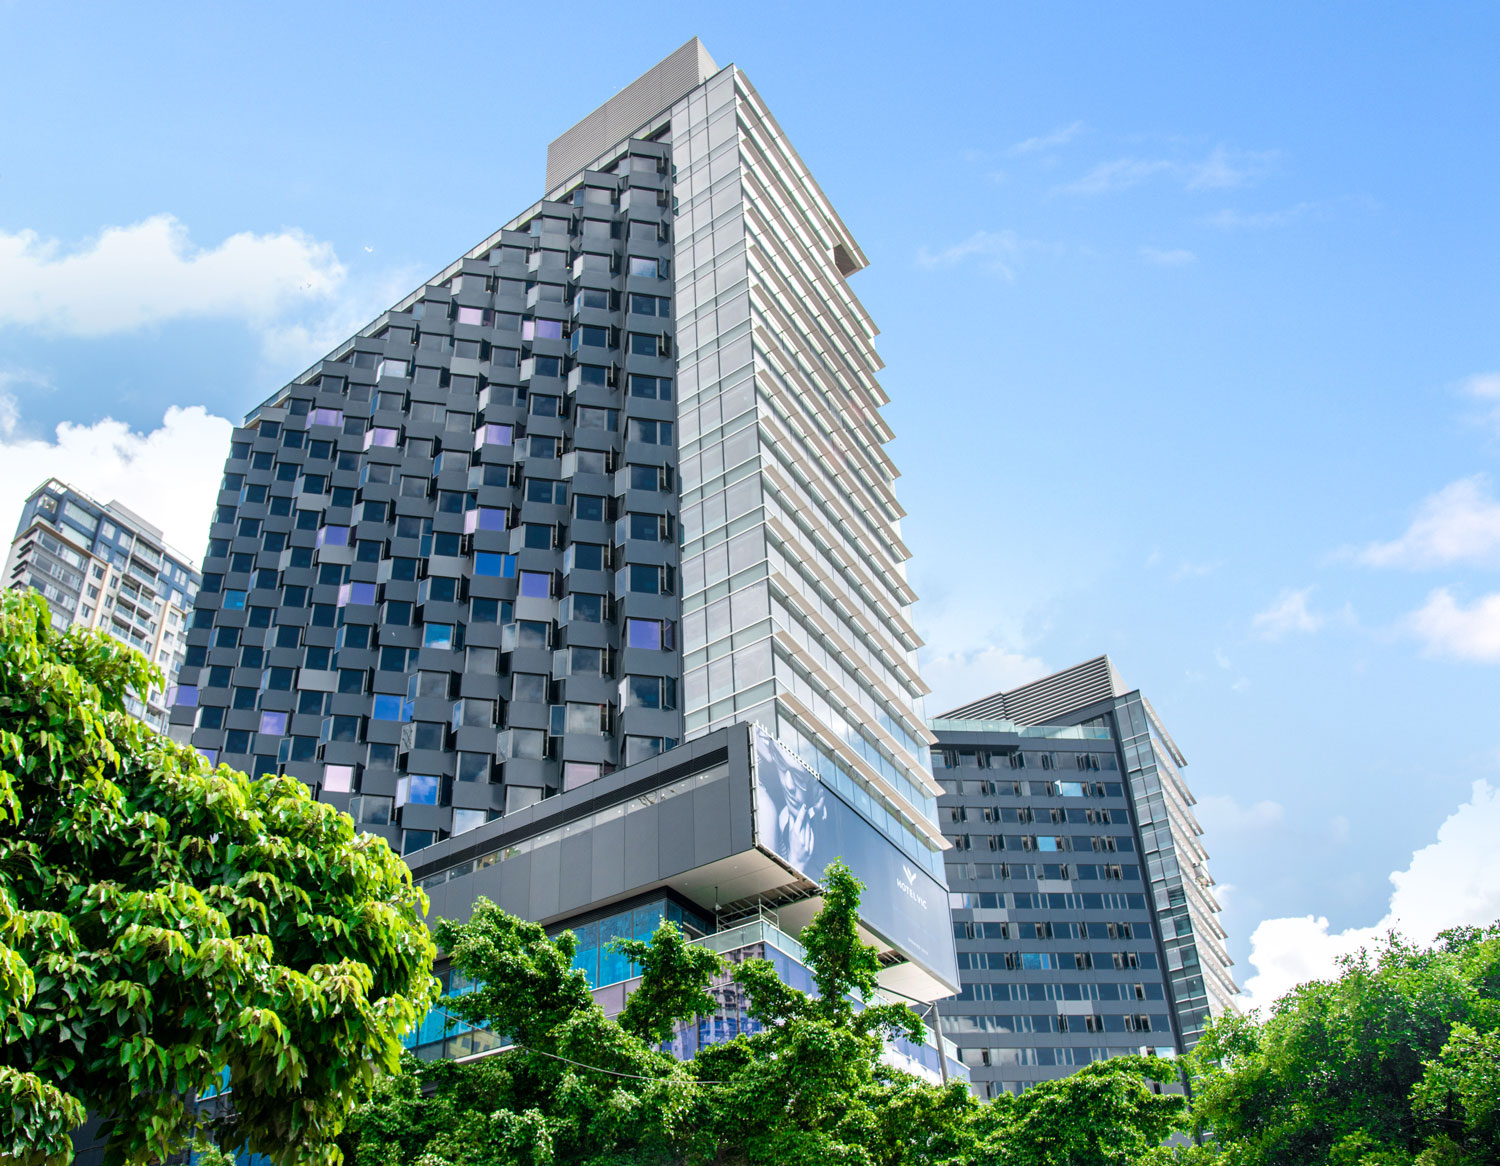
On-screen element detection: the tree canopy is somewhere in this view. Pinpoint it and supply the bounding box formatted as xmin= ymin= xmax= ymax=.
xmin=0 ymin=590 xmax=438 ymax=1166
xmin=1169 ymin=923 xmax=1500 ymax=1166
xmin=340 ymin=858 xmax=1184 ymax=1166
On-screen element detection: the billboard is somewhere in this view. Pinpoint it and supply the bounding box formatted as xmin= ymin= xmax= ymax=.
xmin=750 ymin=726 xmax=958 ymax=987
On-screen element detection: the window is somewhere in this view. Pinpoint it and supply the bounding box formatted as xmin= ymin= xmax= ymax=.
xmin=571 ymin=324 xmax=609 ymax=349
xmin=626 ymin=419 xmax=672 ymax=445
xmin=363 ymin=427 xmax=399 ymax=450
xmin=575 ymin=406 xmax=618 ymax=431
xmin=625 ymin=618 xmax=672 ymax=650
xmin=566 ymin=593 xmax=604 ymax=623
xmin=628 ymin=293 xmax=669 ymax=316
xmin=624 ymin=675 xmax=676 ymax=710
xmin=424 ymin=623 xmax=458 ymax=650
xmin=455 ymin=305 xmax=487 ymax=327
xmin=475 ymin=552 xmax=516 ymax=578
xmin=628 ymin=563 xmax=673 ymax=594
xmin=310 ymin=407 xmax=343 ymax=427
xmin=451 ymin=699 xmax=493 ymax=729
xmin=398 ymin=774 xmax=442 ymax=807
xmin=502 ymin=620 xmax=551 ymax=651
xmin=623 ymin=735 xmax=676 ymax=765
xmin=628 ymin=375 xmax=671 ymax=400
xmin=457 ymin=753 xmax=492 ymax=783
xmin=526 ymin=479 xmax=567 ymax=504
xmin=628 ymin=256 xmax=664 ymax=278
xmin=628 ymin=464 xmax=672 ymax=492
xmin=529 ymin=393 xmax=561 ymax=418
xmin=511 ymin=673 xmax=548 ymax=703
xmin=524 ymin=318 xmax=564 ymax=342
xmin=372 ymin=694 xmax=413 ymax=722
xmin=626 ymin=513 xmax=672 ymax=541
xmin=338 ymin=581 xmax=377 ymax=606
xmin=628 ymin=332 xmax=663 ymax=357
xmin=527 ymin=435 xmax=559 ymax=459
xmin=566 ymin=543 xmax=606 ymax=572
xmin=452 ymin=809 xmax=488 ymax=835
xmin=574 ymin=495 xmax=607 ymax=522
xmin=322 ymin=765 xmax=355 ymax=793
xmin=522 ymin=524 xmax=556 ymax=549
xmin=518 ymin=570 xmax=552 ymax=598
xmin=475 ymin=423 xmax=513 ymax=448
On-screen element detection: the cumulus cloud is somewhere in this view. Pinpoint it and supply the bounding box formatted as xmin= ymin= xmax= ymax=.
xmin=1140 ymin=246 xmax=1197 ymax=267
xmin=1252 ymin=587 xmax=1323 ymax=640
xmin=1239 ymin=780 xmax=1500 ymax=1010
xmin=0 ymin=391 xmax=233 ymax=560
xmin=1008 ymin=121 xmax=1085 ymax=155
xmin=0 ymin=214 xmax=346 ymax=336
xmin=1060 ymin=146 xmax=1276 ymax=196
xmin=1355 ymin=476 xmax=1500 ymax=568
xmin=1406 ymin=588 xmax=1500 ymax=662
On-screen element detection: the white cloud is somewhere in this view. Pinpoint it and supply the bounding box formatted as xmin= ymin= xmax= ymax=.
xmin=1195 ymin=795 xmax=1286 ymax=832
xmin=1356 ymin=476 xmax=1500 ymax=568
xmin=0 ymin=392 xmax=232 ymax=561
xmin=1008 ymin=121 xmax=1085 ymax=155
xmin=1202 ymin=202 xmax=1315 ymax=229
xmin=915 ymin=230 xmax=1033 ymax=279
xmin=1140 ymin=246 xmax=1197 ymax=267
xmin=1460 ymin=371 xmax=1500 ymax=433
xmin=0 ymin=214 xmax=345 ymax=336
xmin=922 ymin=644 xmax=1048 ymax=716
xmin=1252 ymin=587 xmax=1323 ymax=640
xmin=1239 ymin=780 xmax=1500 ymax=1009
xmin=1060 ymin=146 xmax=1275 ymax=196
xmin=1406 ymin=588 xmax=1500 ymax=662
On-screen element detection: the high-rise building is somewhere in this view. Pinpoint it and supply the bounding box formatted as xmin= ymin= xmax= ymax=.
xmin=5 ymin=478 xmax=200 ymax=731
xmin=169 ymin=40 xmax=961 ymax=1076
xmin=929 ymin=656 xmax=1237 ymax=1097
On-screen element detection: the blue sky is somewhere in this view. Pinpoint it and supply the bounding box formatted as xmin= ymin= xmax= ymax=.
xmin=3 ymin=2 xmax=1498 ymax=1004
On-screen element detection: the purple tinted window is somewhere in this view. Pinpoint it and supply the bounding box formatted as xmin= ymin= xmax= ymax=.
xmin=534 ymin=318 xmax=563 ymax=340
xmin=475 ymin=508 xmax=507 ymax=531
xmin=316 ymin=525 xmax=350 ymax=547
xmin=626 ymin=618 xmax=662 ymax=650
xmin=364 ymin=427 xmax=399 ymax=449
xmin=310 ymin=408 xmax=343 ymax=427
xmin=456 ymin=306 xmax=485 ymax=326
xmin=259 ymin=711 xmax=288 ymax=736
xmin=170 ymin=685 xmax=199 ymax=707
xmin=475 ymin=423 xmax=513 ymax=449
xmin=339 ymin=581 xmax=377 ymax=606
xmin=323 ymin=765 xmax=354 ymax=793
xmin=518 ymin=571 xmax=551 ymax=598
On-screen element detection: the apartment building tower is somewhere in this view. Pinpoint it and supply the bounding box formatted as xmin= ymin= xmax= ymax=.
xmin=169 ymin=40 xmax=960 ymax=1069
xmin=5 ymin=478 xmax=200 ymax=731
xmin=930 ymin=656 xmax=1237 ymax=1097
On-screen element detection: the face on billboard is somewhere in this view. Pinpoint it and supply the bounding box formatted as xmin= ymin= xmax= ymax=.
xmin=750 ymin=726 xmax=958 ymax=986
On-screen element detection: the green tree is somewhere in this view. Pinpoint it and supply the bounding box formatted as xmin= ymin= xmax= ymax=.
xmin=1178 ymin=924 xmax=1500 ymax=1166
xmin=0 ymin=590 xmax=438 ymax=1166
xmin=971 ymin=1055 xmax=1185 ymax=1165
xmin=688 ymin=859 xmax=974 ymax=1166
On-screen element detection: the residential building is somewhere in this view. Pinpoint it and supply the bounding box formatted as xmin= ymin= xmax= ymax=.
xmin=168 ymin=39 xmax=959 ymax=1073
xmin=931 ymin=656 xmax=1237 ymax=1097
xmin=5 ymin=478 xmax=200 ymax=731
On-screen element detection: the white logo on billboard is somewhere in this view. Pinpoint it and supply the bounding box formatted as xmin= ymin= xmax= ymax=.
xmin=898 ymin=863 xmax=928 ymax=910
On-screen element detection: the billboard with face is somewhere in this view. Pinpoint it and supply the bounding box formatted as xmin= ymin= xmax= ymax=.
xmin=750 ymin=726 xmax=958 ymax=987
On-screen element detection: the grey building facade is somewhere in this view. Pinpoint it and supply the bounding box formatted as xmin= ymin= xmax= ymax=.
xmin=167 ymin=38 xmax=959 ymax=1074
xmin=5 ymin=478 xmax=200 ymax=731
xmin=931 ymin=656 xmax=1237 ymax=1097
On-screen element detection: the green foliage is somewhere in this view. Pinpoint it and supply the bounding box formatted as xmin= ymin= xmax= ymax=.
xmin=1181 ymin=924 xmax=1500 ymax=1166
xmin=972 ymin=1055 xmax=1185 ymax=1165
xmin=613 ymin=918 xmax=725 ymax=1046
xmin=0 ymin=590 xmax=438 ymax=1165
